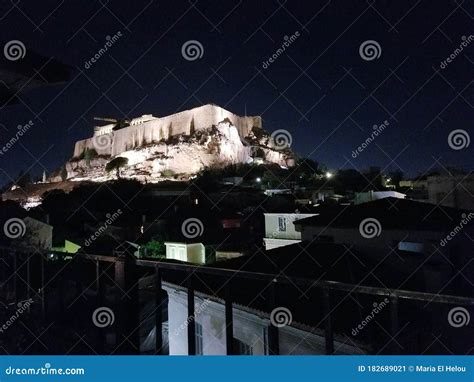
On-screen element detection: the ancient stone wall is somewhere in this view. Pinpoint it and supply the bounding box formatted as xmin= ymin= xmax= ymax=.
xmin=73 ymin=104 xmax=261 ymax=158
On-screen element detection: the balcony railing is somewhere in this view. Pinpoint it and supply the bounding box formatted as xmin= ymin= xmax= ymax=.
xmin=1 ymin=247 xmax=473 ymax=355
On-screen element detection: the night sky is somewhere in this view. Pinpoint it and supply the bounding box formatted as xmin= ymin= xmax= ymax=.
xmin=0 ymin=0 xmax=472 ymax=187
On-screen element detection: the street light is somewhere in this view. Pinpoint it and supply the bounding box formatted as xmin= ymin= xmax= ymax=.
xmin=325 ymin=172 xmax=333 ymax=179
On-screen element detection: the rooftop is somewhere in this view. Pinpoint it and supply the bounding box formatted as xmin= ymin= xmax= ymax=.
xmin=294 ymin=197 xmax=473 ymax=231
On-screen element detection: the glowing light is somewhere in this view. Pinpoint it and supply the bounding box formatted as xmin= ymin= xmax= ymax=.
xmin=325 ymin=172 xmax=333 ymax=179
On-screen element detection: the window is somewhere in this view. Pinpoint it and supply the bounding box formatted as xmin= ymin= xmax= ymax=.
xmin=233 ymin=338 xmax=253 ymax=355
xmin=195 ymin=322 xmax=203 ymax=355
xmin=169 ymin=247 xmax=176 ymax=259
xmin=398 ymin=241 xmax=424 ymax=254
xmin=278 ymin=216 xmax=287 ymax=232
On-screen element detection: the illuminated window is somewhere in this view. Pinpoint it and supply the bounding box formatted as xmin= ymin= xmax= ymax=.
xmin=278 ymin=217 xmax=286 ymax=232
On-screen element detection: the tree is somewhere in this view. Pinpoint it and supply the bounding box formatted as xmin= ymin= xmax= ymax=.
xmin=140 ymin=234 xmax=167 ymax=258
xmin=60 ymin=166 xmax=68 ymax=181
xmin=83 ymin=148 xmax=98 ymax=167
xmin=105 ymin=157 xmax=128 ymax=179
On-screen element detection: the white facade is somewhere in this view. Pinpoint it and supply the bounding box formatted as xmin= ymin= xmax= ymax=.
xmin=165 ymin=242 xmax=206 ymax=264
xmin=163 ymin=282 xmax=363 ymax=355
xmin=354 ymin=191 xmax=406 ymax=205
xmin=263 ymin=213 xmax=316 ymax=250
xmin=215 ymin=250 xmax=244 ymax=261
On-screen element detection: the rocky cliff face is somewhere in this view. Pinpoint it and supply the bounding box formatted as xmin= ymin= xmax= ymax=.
xmin=62 ymin=122 xmax=294 ymax=183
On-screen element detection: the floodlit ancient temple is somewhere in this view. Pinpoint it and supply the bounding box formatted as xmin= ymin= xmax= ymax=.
xmin=61 ymin=103 xmax=293 ymax=183
xmin=74 ymin=104 xmax=262 ymax=158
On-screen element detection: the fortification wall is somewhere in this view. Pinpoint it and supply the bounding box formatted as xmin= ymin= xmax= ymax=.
xmin=73 ymin=104 xmax=261 ymax=158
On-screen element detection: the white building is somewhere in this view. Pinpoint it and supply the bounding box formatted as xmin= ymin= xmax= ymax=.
xmin=263 ymin=213 xmax=316 ymax=250
xmin=165 ymin=242 xmax=207 ymax=264
xmin=163 ymin=282 xmax=363 ymax=355
xmin=354 ymin=190 xmax=406 ymax=205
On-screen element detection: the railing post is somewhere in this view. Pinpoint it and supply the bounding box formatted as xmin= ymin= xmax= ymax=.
xmin=155 ymin=266 xmax=163 ymax=355
xmin=94 ymin=260 xmax=105 ymax=354
xmin=323 ymin=288 xmax=334 ymax=355
xmin=13 ymin=252 xmax=18 ymax=304
xmin=40 ymin=254 xmax=47 ymax=321
xmin=187 ymin=273 xmax=196 ymax=355
xmin=267 ymin=279 xmax=280 ymax=355
xmin=58 ymin=265 xmax=65 ymax=314
xmin=95 ymin=260 xmax=100 ymax=295
xmin=225 ymin=282 xmax=234 ymax=355
xmin=114 ymin=256 xmax=140 ymax=354
xmin=26 ymin=256 xmax=31 ymax=313
xmin=390 ymin=295 xmax=401 ymax=354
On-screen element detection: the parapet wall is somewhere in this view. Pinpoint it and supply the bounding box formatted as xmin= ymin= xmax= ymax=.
xmin=73 ymin=104 xmax=261 ymax=158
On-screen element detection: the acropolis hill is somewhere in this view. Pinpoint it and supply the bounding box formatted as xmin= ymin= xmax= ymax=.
xmin=74 ymin=104 xmax=262 ymax=158
xmin=59 ymin=104 xmax=294 ymax=183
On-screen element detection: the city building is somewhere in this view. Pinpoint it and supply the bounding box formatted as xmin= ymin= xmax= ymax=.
xmin=263 ymin=212 xmax=316 ymax=250
xmin=354 ymin=190 xmax=406 ymax=205
xmin=165 ymin=242 xmax=207 ymax=264
xmin=21 ymin=216 xmax=53 ymax=250
xmin=294 ymin=198 xmax=474 ymax=295
xmin=427 ymin=174 xmax=474 ymax=210
xmin=163 ymin=281 xmax=362 ymax=355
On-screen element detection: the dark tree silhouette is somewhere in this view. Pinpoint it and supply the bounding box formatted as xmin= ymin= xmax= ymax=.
xmin=105 ymin=157 xmax=128 ymax=179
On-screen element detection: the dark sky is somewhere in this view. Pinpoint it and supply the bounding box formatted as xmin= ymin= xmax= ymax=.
xmin=0 ymin=0 xmax=472 ymax=186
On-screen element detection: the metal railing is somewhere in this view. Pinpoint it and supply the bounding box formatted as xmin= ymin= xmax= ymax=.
xmin=1 ymin=247 xmax=473 ymax=355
